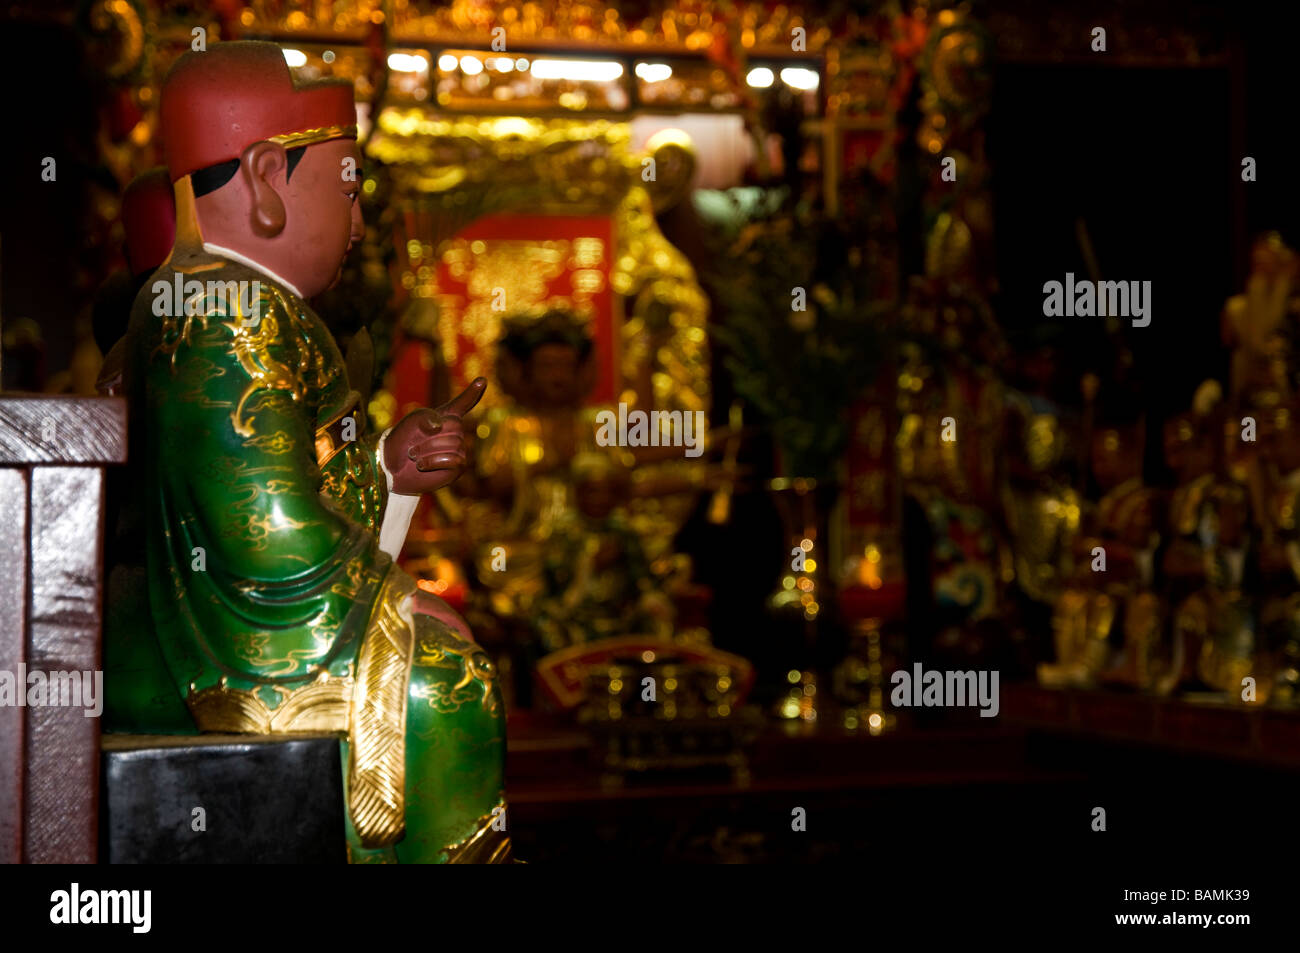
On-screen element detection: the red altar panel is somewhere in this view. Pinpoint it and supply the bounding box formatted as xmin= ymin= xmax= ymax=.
xmin=433 ymin=214 xmax=617 ymax=407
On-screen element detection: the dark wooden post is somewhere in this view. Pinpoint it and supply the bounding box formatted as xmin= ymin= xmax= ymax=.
xmin=0 ymin=395 xmax=127 ymax=863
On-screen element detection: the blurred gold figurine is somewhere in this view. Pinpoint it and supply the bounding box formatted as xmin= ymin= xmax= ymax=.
xmin=1222 ymin=232 xmax=1298 ymax=407
xmin=1208 ymin=234 xmax=1300 ymax=703
xmin=534 ymin=452 xmax=676 ymax=651
xmin=1041 ymin=382 xmax=1169 ymax=690
xmin=460 ymin=308 xmax=719 ymax=649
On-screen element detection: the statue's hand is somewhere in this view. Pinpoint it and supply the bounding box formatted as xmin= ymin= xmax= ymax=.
xmin=385 ymin=378 xmax=487 ymax=495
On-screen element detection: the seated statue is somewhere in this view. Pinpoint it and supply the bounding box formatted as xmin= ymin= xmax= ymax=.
xmin=462 ymin=307 xmax=715 ymax=609
xmin=467 ymin=308 xmax=608 ymax=544
xmin=1213 ymin=397 xmax=1300 ymax=703
xmin=1222 ymin=232 xmax=1297 ymax=408
xmin=1253 ymin=401 xmax=1300 ymax=703
xmin=102 ymin=42 xmax=511 ymax=862
xmin=1041 ymin=410 xmax=1168 ymax=690
xmin=1160 ymin=380 xmax=1276 ymax=701
xmin=534 ymin=451 xmax=676 ymax=652
xmin=1162 ymin=381 xmax=1228 ymax=693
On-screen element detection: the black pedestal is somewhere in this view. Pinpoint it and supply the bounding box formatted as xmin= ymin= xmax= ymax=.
xmin=100 ymin=733 xmax=346 ymax=863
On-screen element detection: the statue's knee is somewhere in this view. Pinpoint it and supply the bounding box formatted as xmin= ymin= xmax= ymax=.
xmin=407 ymin=616 xmax=504 ymax=719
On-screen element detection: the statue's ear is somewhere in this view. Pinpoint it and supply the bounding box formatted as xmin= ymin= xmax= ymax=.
xmin=241 ymin=140 xmax=288 ymax=238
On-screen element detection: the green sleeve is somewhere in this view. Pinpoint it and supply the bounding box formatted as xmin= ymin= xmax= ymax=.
xmin=140 ymin=283 xmax=386 ymax=691
xmin=319 ymin=411 xmax=390 ymax=535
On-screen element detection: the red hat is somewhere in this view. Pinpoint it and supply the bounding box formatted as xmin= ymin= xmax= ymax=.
xmin=121 ymin=167 xmax=175 ymax=276
xmin=160 ymin=41 xmax=356 ymax=182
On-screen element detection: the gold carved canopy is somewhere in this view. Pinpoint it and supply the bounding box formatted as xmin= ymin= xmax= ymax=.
xmin=367 ymin=110 xmax=710 ymax=415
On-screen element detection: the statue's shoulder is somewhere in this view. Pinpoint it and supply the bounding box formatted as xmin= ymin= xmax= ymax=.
xmin=131 ymin=251 xmax=325 ymax=357
xmin=135 ymin=249 xmax=309 ymax=324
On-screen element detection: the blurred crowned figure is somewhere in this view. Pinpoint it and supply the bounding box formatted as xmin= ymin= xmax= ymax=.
xmin=102 ymin=42 xmax=512 ymax=862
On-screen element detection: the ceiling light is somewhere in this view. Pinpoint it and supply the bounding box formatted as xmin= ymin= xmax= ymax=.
xmin=635 ymin=62 xmax=673 ymax=83
xmin=387 ymin=53 xmax=428 ymax=73
xmin=780 ymin=67 xmax=820 ymax=90
xmin=530 ymin=58 xmax=623 ymax=82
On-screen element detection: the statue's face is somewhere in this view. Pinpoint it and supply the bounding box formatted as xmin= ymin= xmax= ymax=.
xmin=275 ymin=139 xmax=365 ymax=297
xmin=528 ymin=343 xmax=580 ymax=406
xmin=195 ymin=137 xmax=364 ymax=299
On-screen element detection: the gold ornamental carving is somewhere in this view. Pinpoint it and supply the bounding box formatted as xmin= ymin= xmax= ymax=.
xmin=187 ymin=673 xmax=352 ymax=734
xmin=347 ymin=569 xmax=419 ymax=848
xmin=369 ymin=112 xmax=710 ymax=415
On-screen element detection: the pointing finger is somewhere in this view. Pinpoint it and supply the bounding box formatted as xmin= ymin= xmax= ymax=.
xmin=439 ymin=377 xmax=488 ymax=419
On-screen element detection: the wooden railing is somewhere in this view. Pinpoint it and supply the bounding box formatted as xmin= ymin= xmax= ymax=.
xmin=0 ymin=395 xmax=126 ymax=863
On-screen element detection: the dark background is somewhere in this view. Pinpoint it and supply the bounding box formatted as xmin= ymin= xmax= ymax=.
xmin=990 ymin=64 xmax=1234 ymax=417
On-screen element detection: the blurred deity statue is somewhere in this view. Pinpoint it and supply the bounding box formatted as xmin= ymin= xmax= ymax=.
xmin=1209 ymin=395 xmax=1300 ymax=703
xmin=463 ymin=307 xmax=714 ymax=608
xmin=1250 ymin=400 xmax=1300 ymax=702
xmin=1041 ymin=386 xmax=1170 ymax=691
xmin=1000 ymin=346 xmax=1082 ymax=613
xmin=1209 ymin=234 xmax=1300 ymax=703
xmin=1188 ymin=421 xmax=1257 ymax=698
xmin=1162 ymin=381 xmax=1232 ymax=694
xmin=468 ymin=308 xmax=607 ymax=544
xmin=534 ymin=452 xmax=676 ymax=652
xmin=896 ymin=275 xmax=1008 ymax=665
xmin=1222 ymin=232 xmax=1298 ymax=407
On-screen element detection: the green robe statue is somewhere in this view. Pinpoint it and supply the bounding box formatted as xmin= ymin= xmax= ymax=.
xmin=103 ymin=246 xmax=511 ymax=862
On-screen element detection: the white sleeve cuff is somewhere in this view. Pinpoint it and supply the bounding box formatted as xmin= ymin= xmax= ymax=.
xmin=375 ymin=427 xmax=420 ymax=561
